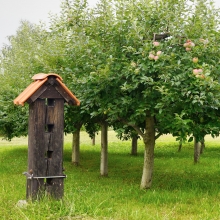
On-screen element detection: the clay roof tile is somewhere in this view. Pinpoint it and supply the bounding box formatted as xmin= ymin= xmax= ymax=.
xmin=14 ymin=73 xmax=80 ymax=106
xmin=56 ymin=78 xmax=80 ymax=106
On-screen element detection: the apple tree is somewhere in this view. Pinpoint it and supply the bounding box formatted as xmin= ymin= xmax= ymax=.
xmin=83 ymin=0 xmax=220 ymax=188
xmin=55 ymin=0 xmax=220 ymax=188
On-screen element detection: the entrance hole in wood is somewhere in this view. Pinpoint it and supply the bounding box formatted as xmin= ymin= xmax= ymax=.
xmin=45 ymin=124 xmax=54 ymax=132
xmin=46 ymin=150 xmax=53 ymax=159
xmin=46 ymin=98 xmax=55 ymax=106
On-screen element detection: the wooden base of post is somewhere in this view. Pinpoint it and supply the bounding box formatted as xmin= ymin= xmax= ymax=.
xmin=26 ymin=179 xmax=44 ymax=201
xmin=26 ymin=177 xmax=64 ymax=200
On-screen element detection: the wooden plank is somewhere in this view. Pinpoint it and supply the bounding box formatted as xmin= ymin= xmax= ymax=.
xmin=46 ymin=178 xmax=64 ymax=199
xmin=54 ymin=83 xmax=75 ymax=104
xmin=27 ymin=84 xmax=48 ymax=104
xmin=27 ymin=99 xmax=47 ymax=200
xmin=46 ymin=99 xmax=64 ymax=176
xmin=45 ymin=99 xmax=65 ymax=198
xmin=39 ymin=85 xmax=63 ymax=99
xmin=28 ymin=99 xmax=47 ymax=176
xmin=45 ymin=132 xmax=54 ymax=151
xmin=26 ymin=179 xmax=44 ymax=201
xmin=46 ymin=106 xmax=55 ymax=125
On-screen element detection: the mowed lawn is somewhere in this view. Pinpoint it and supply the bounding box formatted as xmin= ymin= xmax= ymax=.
xmin=1 ymin=131 xmax=220 ymax=220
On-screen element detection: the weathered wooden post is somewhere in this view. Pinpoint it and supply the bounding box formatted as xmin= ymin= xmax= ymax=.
xmin=14 ymin=73 xmax=80 ymax=200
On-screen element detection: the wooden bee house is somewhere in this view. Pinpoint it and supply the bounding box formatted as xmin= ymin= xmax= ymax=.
xmin=14 ymin=73 xmax=80 ymax=200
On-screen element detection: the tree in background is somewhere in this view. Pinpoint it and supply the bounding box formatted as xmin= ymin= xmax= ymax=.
xmin=0 ymin=21 xmax=48 ymax=139
xmin=0 ymin=19 xmax=68 ymax=139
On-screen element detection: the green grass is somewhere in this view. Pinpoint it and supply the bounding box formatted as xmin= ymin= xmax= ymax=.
xmin=1 ymin=131 xmax=220 ymax=219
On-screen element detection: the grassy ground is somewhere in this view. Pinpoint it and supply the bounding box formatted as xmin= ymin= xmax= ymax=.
xmin=1 ymin=131 xmax=220 ymax=219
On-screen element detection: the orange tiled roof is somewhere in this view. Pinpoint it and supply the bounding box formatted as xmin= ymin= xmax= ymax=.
xmin=13 ymin=73 xmax=80 ymax=106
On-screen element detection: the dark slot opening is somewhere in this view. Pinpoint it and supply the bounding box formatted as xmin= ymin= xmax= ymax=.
xmin=47 ymin=150 xmax=53 ymax=158
xmin=45 ymin=124 xmax=54 ymax=132
xmin=47 ymin=99 xmax=55 ymax=106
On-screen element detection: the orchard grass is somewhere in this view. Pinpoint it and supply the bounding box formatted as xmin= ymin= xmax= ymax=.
xmin=1 ymin=131 xmax=220 ymax=219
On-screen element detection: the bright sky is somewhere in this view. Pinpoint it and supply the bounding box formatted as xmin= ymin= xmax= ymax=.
xmin=0 ymin=0 xmax=98 ymax=47
xmin=0 ymin=0 xmax=220 ymax=48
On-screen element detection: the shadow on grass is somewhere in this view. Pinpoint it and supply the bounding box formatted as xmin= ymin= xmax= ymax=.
xmin=2 ymin=143 xmax=220 ymax=198
xmin=63 ymin=145 xmax=220 ymax=196
xmin=155 ymin=143 xmax=220 ymax=160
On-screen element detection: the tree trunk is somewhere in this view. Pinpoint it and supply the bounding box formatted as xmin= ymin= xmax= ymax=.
xmin=200 ymin=138 xmax=205 ymax=154
xmin=178 ymin=141 xmax=182 ymax=152
xmin=140 ymin=116 xmax=155 ymax=189
xmin=131 ymin=135 xmax=138 ymax=156
xmin=194 ymin=137 xmax=201 ymax=164
xmin=92 ymin=135 xmax=95 ymax=146
xmin=72 ymin=128 xmax=80 ymax=166
xmin=100 ymin=122 xmax=108 ymax=176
